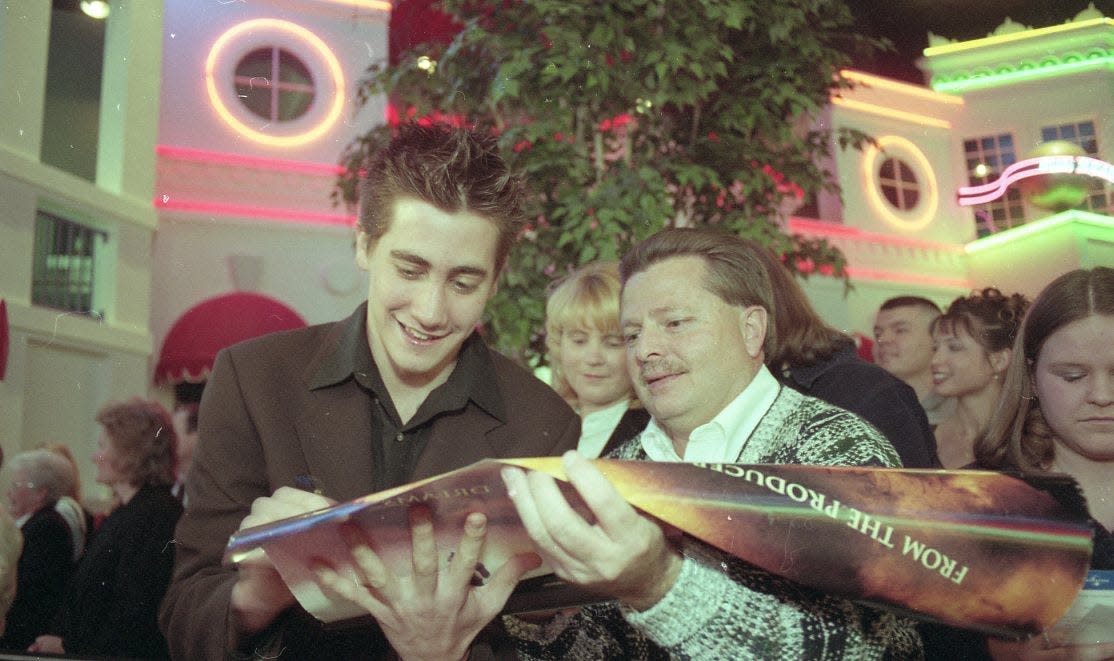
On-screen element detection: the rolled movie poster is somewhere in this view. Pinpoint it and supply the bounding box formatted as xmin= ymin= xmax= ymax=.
xmin=225 ymin=458 xmax=1093 ymax=638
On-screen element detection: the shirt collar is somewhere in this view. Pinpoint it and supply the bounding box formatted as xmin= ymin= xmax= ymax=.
xmin=640 ymin=365 xmax=781 ymax=462
xmin=309 ymin=303 xmax=506 ymax=422
xmin=578 ymin=398 xmax=631 ymax=458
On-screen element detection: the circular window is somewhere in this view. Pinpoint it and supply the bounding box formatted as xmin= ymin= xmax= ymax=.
xmin=205 ymin=19 xmax=346 ymax=147
xmin=861 ymin=135 xmax=938 ymax=231
xmin=234 ymin=47 xmax=315 ymax=122
xmin=878 ymin=158 xmax=920 ymax=210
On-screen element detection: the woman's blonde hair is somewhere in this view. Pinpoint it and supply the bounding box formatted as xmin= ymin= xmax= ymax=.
xmin=545 ymin=261 xmax=631 ymax=406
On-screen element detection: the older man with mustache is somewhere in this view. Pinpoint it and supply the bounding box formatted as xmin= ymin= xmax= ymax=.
xmin=502 ymin=228 xmax=923 ymax=660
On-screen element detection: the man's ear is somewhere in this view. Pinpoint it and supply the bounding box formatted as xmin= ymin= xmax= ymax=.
xmin=355 ymin=231 xmax=370 ymax=271
xmin=739 ymin=306 xmax=768 ymax=359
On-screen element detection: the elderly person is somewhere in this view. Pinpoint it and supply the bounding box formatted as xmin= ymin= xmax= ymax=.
xmin=0 ymin=450 xmax=75 ymax=651
xmin=0 ymin=447 xmax=24 ymax=639
xmin=41 ymin=443 xmax=90 ymax=561
xmin=30 ymin=398 xmax=182 ymax=659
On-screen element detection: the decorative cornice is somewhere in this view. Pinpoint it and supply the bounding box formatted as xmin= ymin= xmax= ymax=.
xmin=929 ymin=48 xmax=1114 ymax=93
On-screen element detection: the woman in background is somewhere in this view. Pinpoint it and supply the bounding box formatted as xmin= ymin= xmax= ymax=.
xmin=931 ymin=288 xmax=1029 ymax=467
xmin=30 ymin=398 xmax=182 ymax=659
xmin=546 ymin=261 xmax=648 ymax=458
xmin=975 ymin=267 xmax=1114 ymax=660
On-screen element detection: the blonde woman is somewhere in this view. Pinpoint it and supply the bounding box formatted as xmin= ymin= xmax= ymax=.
xmin=546 ymin=262 xmax=648 ymax=458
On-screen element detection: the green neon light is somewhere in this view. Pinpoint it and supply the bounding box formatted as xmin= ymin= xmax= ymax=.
xmin=965 ymin=209 xmax=1114 ymax=254
xmin=931 ymin=56 xmax=1114 ymax=93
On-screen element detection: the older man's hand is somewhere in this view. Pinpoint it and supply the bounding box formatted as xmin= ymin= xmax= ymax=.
xmin=501 ymin=450 xmax=683 ymax=611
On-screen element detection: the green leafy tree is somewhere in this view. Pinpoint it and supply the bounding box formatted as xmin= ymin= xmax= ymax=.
xmin=336 ymin=0 xmax=882 ymax=364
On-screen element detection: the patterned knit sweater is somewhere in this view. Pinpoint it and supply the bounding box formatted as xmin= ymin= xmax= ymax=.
xmin=506 ymin=384 xmax=924 ymax=660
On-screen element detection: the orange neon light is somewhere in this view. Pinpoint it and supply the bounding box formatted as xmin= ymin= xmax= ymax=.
xmin=831 ymin=98 xmax=952 ymax=130
xmin=318 ymin=0 xmax=392 ymax=10
xmin=860 ymin=135 xmax=939 ymax=231
xmin=205 ymin=19 xmax=346 ymax=147
xmin=923 ymin=18 xmax=1114 ymax=57
xmin=839 ymin=70 xmax=964 ymax=106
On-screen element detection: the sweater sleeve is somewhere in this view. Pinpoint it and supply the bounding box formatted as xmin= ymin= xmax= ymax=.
xmin=623 ymin=543 xmax=922 ymax=659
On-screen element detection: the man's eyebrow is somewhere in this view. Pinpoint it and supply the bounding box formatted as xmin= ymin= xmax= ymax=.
xmin=448 ymin=265 xmax=489 ymax=279
xmin=390 ymin=250 xmax=430 ymax=268
xmin=390 ymin=250 xmax=489 ymax=279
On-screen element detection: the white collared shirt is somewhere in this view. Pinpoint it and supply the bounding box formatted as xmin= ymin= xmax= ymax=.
xmin=577 ymin=398 xmax=631 ymax=459
xmin=639 ymin=366 xmax=780 ymax=462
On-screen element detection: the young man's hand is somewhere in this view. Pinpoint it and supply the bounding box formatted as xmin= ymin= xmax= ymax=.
xmin=230 ymin=487 xmax=335 ymax=635
xmin=312 ymin=505 xmax=539 ymax=661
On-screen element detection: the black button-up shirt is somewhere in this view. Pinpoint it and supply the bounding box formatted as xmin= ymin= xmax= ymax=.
xmin=308 ymin=304 xmax=506 ymax=492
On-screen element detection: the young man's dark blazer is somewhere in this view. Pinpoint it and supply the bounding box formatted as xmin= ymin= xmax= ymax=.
xmin=160 ymin=304 xmax=580 ymax=660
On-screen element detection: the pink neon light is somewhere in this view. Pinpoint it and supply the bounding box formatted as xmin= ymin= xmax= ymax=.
xmin=788 ymin=217 xmax=965 ymax=253
xmin=155 ymin=197 xmax=356 ymax=227
xmin=844 ymin=266 xmax=968 ymax=289
xmin=157 ymin=145 xmax=347 ymax=177
xmin=958 ymin=155 xmax=1114 ymax=206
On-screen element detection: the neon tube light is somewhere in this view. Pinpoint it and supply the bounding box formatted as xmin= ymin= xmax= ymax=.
xmin=964 ymin=210 xmax=1114 ymax=254
xmin=788 ymin=218 xmax=965 ymax=253
xmin=155 ymin=197 xmax=356 ymax=227
xmin=931 ymin=56 xmax=1114 ymax=94
xmin=957 ymin=155 xmax=1114 ymax=206
xmin=839 ymin=69 xmax=964 ymax=105
xmin=318 ymin=0 xmax=391 ymax=10
xmin=831 ymin=98 xmax=952 ymax=129
xmin=156 ymin=145 xmax=347 ymax=176
xmin=923 ymin=18 xmax=1114 ymax=57
xmin=205 ymin=19 xmax=346 ymax=147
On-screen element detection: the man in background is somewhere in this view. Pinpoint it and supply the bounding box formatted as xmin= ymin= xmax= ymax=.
xmin=873 ymin=296 xmax=954 ymax=427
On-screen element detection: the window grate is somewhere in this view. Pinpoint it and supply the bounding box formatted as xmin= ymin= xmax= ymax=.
xmin=31 ymin=210 xmax=107 ymax=318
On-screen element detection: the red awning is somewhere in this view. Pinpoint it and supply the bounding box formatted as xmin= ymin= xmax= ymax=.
xmin=154 ymin=292 xmax=307 ymax=386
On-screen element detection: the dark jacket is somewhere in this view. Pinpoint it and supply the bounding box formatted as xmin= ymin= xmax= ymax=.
xmin=57 ymin=484 xmax=182 ymax=659
xmin=782 ymin=347 xmax=941 ymax=468
xmin=160 ymin=305 xmax=580 ymax=660
xmin=0 ymin=505 xmax=73 ymax=652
